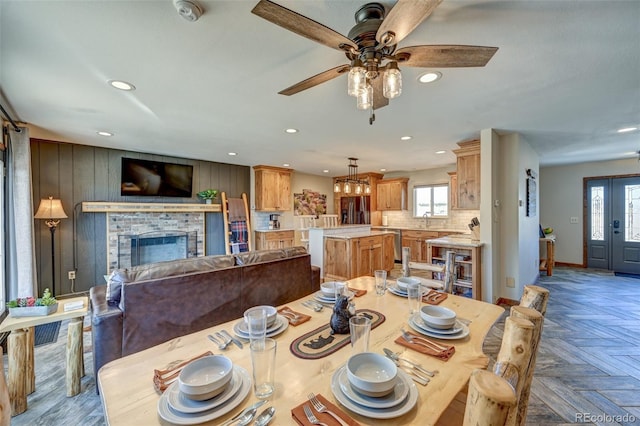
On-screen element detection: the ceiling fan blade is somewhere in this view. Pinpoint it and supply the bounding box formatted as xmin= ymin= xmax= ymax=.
xmin=376 ymin=0 xmax=443 ymax=46
xmin=252 ymin=0 xmax=357 ymax=52
xmin=279 ymin=64 xmax=350 ymax=96
xmin=395 ymin=45 xmax=499 ymax=67
xmin=371 ymin=77 xmax=389 ymax=110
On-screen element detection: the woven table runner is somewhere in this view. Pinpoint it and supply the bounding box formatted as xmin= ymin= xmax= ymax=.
xmin=289 ymin=309 xmax=385 ymax=360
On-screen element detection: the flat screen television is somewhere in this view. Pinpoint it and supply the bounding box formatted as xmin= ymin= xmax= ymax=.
xmin=121 ymin=158 xmax=193 ymax=197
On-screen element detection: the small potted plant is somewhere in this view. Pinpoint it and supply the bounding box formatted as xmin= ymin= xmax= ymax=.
xmin=197 ymin=189 xmax=219 ymax=204
xmin=6 ymin=288 xmax=58 ymax=317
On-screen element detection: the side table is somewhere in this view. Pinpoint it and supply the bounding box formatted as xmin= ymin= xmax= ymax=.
xmin=539 ymin=235 xmax=556 ymax=276
xmin=0 ymin=296 xmax=88 ymax=416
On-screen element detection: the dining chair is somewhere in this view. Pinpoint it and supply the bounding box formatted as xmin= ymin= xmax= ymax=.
xmin=297 ymin=215 xmax=317 ymax=250
xmin=319 ymin=214 xmax=339 ymax=228
xmin=0 ymin=347 xmax=11 ymax=423
xmin=519 ymin=285 xmax=550 ymax=316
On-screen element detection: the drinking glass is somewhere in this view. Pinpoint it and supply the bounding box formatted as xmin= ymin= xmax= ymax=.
xmin=374 ymin=270 xmax=387 ymax=296
xmin=250 ymin=338 xmax=277 ymax=399
xmin=349 ymin=315 xmax=371 ymax=353
xmin=407 ymin=281 xmax=421 ymax=316
xmin=244 ymin=308 xmax=267 ymax=344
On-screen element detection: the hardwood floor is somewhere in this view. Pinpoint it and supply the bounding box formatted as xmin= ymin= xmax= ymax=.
xmin=3 ymin=267 xmax=640 ymax=425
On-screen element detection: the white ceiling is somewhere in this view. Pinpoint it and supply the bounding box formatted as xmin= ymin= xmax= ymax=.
xmin=1 ymin=0 xmax=639 ymax=176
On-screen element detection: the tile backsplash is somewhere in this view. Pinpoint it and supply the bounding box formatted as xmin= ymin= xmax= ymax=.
xmin=381 ymin=209 xmax=479 ymax=231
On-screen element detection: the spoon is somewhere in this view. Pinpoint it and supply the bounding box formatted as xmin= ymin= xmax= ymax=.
xmin=301 ymin=300 xmax=323 ymax=312
xmin=254 ymin=406 xmax=275 ymax=426
xmin=207 ymin=334 xmax=228 ymax=350
xmin=220 ymin=400 xmax=266 ymax=426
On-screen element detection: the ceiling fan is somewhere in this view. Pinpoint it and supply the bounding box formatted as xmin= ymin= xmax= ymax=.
xmin=252 ymin=0 xmax=498 ymax=124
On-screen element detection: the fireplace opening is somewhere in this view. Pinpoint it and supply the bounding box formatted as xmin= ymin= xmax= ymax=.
xmin=118 ymin=230 xmax=197 ymax=268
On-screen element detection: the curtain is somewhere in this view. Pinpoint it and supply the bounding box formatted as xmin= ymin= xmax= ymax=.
xmin=6 ymin=126 xmax=38 ymax=299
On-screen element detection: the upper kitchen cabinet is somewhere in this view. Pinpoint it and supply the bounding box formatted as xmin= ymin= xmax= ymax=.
xmin=452 ymin=140 xmax=480 ymax=209
xmin=377 ymin=178 xmax=409 ymax=211
xmin=253 ymin=165 xmax=292 ymax=211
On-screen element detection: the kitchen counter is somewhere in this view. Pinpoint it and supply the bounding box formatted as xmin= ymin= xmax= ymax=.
xmin=323 ymin=230 xmax=396 ymax=240
xmin=425 ymin=235 xmax=483 ymax=248
xmin=372 ymin=226 xmax=466 ymax=233
xmin=255 ymin=228 xmax=295 ymax=233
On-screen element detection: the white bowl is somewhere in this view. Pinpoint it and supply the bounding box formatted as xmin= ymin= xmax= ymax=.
xmin=320 ymin=281 xmax=346 ymax=297
xmin=420 ymin=305 xmax=457 ymax=330
xmin=396 ymin=276 xmax=421 ymax=291
xmin=346 ymin=352 xmax=398 ymax=397
xmin=244 ymin=305 xmax=278 ymax=328
xmin=178 ymin=355 xmax=233 ymax=400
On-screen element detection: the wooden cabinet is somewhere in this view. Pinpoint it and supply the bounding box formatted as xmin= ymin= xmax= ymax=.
xmin=253 ymin=165 xmax=292 ymax=211
xmin=401 ymin=230 xmax=439 ymax=262
xmin=426 ymin=238 xmax=482 ymax=300
xmin=376 ymin=178 xmax=409 ymax=210
xmin=452 ymin=140 xmax=480 ymax=210
xmin=448 ymin=171 xmax=457 ymax=210
xmin=255 ymin=230 xmax=294 ymax=250
xmin=323 ymin=233 xmax=394 ymax=281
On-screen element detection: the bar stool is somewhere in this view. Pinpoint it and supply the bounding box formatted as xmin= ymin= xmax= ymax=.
xmin=320 ymin=214 xmax=339 ymax=228
xmin=297 ymin=215 xmax=316 ymax=250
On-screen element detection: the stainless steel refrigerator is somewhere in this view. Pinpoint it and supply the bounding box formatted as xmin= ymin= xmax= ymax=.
xmin=340 ymin=196 xmax=371 ymax=224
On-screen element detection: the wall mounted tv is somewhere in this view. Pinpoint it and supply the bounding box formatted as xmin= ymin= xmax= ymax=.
xmin=121 ymin=158 xmax=193 ymax=197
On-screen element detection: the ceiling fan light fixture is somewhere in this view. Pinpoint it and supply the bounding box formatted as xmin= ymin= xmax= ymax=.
xmin=418 ymin=71 xmax=442 ymax=84
xmin=347 ymin=60 xmax=366 ymax=97
xmin=383 ymin=62 xmax=402 ymax=99
xmin=357 ymin=84 xmax=373 ymax=110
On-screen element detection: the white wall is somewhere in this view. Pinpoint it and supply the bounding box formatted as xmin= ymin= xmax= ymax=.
xmin=539 ymin=158 xmax=640 ymax=265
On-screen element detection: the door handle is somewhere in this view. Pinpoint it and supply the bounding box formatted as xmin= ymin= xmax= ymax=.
xmin=614 ymin=230 xmax=620 ymax=234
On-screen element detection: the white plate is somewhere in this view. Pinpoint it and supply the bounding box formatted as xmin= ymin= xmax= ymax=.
xmin=235 ymin=314 xmax=286 ymax=334
xmin=337 ymin=366 xmax=409 ymax=409
xmin=166 ymin=367 xmax=243 ymax=414
xmin=233 ymin=315 xmax=289 ymax=339
xmin=157 ymin=365 xmax=251 ymax=425
xmin=331 ymin=367 xmax=418 ymax=419
xmin=408 ymin=314 xmax=470 ymax=340
xmin=387 ymin=286 xmax=429 ymax=298
xmin=414 ymin=318 xmax=464 ymax=335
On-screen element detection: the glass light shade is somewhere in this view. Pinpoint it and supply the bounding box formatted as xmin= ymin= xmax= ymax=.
xmin=347 ymin=66 xmax=366 ymax=97
xmin=364 ymin=184 xmax=371 ymax=194
xmin=343 ymin=182 xmax=352 ymax=194
xmin=356 ymin=84 xmax=373 ymax=110
xmin=383 ymin=65 xmax=402 ymax=99
xmin=334 ymin=182 xmax=341 ymax=193
xmin=355 ymin=183 xmax=363 ymax=195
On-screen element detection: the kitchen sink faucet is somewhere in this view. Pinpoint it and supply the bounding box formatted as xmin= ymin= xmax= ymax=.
xmin=423 ymin=212 xmax=430 ymax=228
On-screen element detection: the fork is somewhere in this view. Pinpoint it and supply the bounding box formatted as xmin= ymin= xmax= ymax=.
xmin=308 ymin=393 xmax=348 ymax=426
xmin=401 ymin=329 xmax=448 ymax=351
xmin=303 ymin=404 xmax=328 ymax=426
xmin=301 ymin=301 xmax=323 ymax=312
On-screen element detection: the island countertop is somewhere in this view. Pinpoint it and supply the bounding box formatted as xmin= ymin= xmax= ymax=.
xmin=323 ymin=230 xmax=397 ymax=240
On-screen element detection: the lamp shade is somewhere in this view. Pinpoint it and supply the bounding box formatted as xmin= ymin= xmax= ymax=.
xmin=34 ymin=197 xmax=68 ymax=220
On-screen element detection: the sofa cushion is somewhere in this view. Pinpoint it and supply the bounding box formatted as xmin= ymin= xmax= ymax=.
xmin=283 ymin=246 xmax=308 ymax=258
xmin=235 ymin=249 xmax=287 ymax=266
xmin=106 ymin=254 xmax=236 ymax=303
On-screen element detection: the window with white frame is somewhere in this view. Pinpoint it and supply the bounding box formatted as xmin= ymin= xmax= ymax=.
xmin=414 ymin=184 xmax=449 ymax=217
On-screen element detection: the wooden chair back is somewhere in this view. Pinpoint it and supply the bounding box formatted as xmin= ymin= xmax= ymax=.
xmin=320 ymin=214 xmax=339 ymax=228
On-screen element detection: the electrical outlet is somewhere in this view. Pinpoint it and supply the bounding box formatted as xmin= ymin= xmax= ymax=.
xmin=68 ymin=270 xmax=76 ymax=280
xmin=570 ymin=216 xmax=579 ymax=224
xmin=506 ymin=277 xmax=515 ymax=288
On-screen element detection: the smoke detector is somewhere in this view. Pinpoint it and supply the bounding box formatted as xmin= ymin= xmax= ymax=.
xmin=173 ymin=0 xmax=203 ymax=22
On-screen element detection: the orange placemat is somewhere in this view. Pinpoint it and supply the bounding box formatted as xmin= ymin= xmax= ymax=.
xmin=291 ymin=393 xmax=360 ymax=426
xmin=278 ymin=306 xmax=311 ymax=326
xmin=347 ymin=287 xmax=367 ymax=297
xmin=423 ymin=290 xmax=448 ymax=305
xmin=394 ymin=331 xmax=455 ymax=361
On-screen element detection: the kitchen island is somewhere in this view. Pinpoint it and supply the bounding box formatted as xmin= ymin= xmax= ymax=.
xmin=426 ymin=236 xmax=483 ymax=300
xmin=323 ymin=231 xmax=396 ymax=281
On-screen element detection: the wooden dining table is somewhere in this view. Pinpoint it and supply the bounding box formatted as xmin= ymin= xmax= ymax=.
xmin=98 ymin=276 xmax=504 ymax=425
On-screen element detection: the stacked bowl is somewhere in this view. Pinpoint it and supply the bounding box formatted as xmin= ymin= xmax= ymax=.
xmin=420 ymin=306 xmax=457 ymax=330
xmin=178 ymin=355 xmax=233 ymax=400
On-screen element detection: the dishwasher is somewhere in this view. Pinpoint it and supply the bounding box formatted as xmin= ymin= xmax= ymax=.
xmin=390 ymin=228 xmax=402 ymax=263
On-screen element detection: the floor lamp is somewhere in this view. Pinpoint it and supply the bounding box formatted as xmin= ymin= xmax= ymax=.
xmin=34 ymin=196 xmax=68 ymax=296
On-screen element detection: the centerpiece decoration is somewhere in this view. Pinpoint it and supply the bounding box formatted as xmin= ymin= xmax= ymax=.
xmin=6 ymin=288 xmax=58 ymax=317
xmin=197 ymin=189 xmax=218 ymax=204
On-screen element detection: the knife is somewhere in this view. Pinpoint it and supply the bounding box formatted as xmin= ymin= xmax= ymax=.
xmin=220 ymin=329 xmax=243 ymax=349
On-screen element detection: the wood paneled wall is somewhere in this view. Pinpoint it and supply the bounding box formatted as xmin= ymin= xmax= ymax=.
xmin=30 ymin=139 xmax=250 ymax=296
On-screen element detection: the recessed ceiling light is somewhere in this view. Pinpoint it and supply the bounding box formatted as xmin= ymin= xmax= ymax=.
xmin=417 ymin=71 xmax=442 ymax=84
xmin=97 ymin=131 xmax=113 ymax=137
xmin=618 ymin=127 xmax=638 ymax=133
xmin=400 ymin=136 xmax=412 ymax=141
xmin=283 ymin=163 xmax=290 ymax=167
xmin=228 ymin=152 xmax=237 ymax=156
xmin=285 ymin=128 xmax=298 ymax=134
xmin=108 ymin=80 xmax=136 ymax=91
xmin=435 ymin=150 xmax=446 ymax=154
xmin=323 ymin=170 xmax=329 ymax=173
xmin=380 ymin=168 xmax=387 ymax=172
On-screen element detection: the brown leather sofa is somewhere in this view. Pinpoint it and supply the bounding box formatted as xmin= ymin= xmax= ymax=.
xmin=90 ymin=247 xmax=320 ymax=390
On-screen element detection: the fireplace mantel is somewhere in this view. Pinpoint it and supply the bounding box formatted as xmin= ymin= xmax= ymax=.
xmin=82 ymin=201 xmax=221 ymax=213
